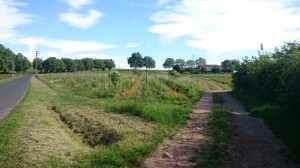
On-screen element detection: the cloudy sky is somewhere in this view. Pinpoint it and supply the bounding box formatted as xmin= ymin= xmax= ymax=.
xmin=1 ymin=0 xmax=300 ymax=69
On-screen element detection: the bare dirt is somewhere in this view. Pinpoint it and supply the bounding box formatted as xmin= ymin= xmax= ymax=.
xmin=142 ymin=81 xmax=298 ymax=168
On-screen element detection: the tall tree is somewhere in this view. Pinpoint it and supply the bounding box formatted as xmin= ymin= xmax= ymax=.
xmin=163 ymin=58 xmax=175 ymax=69
xmin=185 ymin=60 xmax=194 ymax=68
xmin=221 ymin=59 xmax=240 ymax=72
xmin=15 ymin=53 xmax=31 ymax=72
xmin=75 ymin=59 xmax=84 ymax=71
xmin=62 ymin=58 xmax=77 ymax=72
xmin=175 ymin=58 xmax=185 ymax=68
xmin=128 ymin=52 xmax=143 ymax=69
xmin=195 ymin=57 xmax=206 ymax=67
xmin=82 ymin=58 xmax=94 ymax=71
xmin=93 ymin=59 xmax=105 ymax=71
xmin=143 ymin=56 xmax=156 ymax=70
xmin=104 ymin=59 xmax=115 ymax=70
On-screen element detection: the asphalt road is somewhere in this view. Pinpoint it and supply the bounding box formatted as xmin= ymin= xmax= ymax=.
xmin=0 ymin=74 xmax=32 ymax=120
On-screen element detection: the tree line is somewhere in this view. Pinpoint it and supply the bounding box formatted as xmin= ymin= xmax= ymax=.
xmin=127 ymin=52 xmax=156 ymax=70
xmin=0 ymin=44 xmax=31 ymax=73
xmin=233 ymin=42 xmax=300 ymax=118
xmin=33 ymin=57 xmax=116 ymax=73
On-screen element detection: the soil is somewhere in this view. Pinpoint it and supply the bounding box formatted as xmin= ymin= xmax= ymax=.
xmin=142 ymin=82 xmax=298 ymax=168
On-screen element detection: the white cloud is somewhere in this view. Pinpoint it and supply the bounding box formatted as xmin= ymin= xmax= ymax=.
xmin=64 ymin=0 xmax=92 ymax=9
xmin=125 ymin=42 xmax=140 ymax=48
xmin=157 ymin=0 xmax=173 ymax=7
xmin=149 ymin=0 xmax=300 ymax=54
xmin=59 ymin=9 xmax=103 ymax=29
xmin=0 ymin=0 xmax=33 ymax=41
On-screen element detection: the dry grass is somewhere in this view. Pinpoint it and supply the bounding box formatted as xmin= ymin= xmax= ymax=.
xmin=18 ymin=77 xmax=89 ymax=167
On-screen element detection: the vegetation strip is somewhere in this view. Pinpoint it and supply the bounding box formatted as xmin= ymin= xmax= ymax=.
xmin=194 ymin=106 xmax=233 ymax=167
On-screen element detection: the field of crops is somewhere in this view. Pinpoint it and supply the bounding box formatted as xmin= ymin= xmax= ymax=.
xmin=0 ymin=71 xmax=208 ymax=167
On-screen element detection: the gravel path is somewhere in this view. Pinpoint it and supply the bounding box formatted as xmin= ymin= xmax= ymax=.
xmin=219 ymin=91 xmax=298 ymax=168
xmin=142 ymin=90 xmax=214 ymax=167
xmin=0 ymin=75 xmax=32 ymax=120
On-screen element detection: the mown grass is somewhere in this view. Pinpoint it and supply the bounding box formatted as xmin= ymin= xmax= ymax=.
xmin=0 ymin=72 xmax=206 ymax=167
xmin=194 ymin=106 xmax=233 ymax=167
xmin=232 ymin=91 xmax=300 ymax=164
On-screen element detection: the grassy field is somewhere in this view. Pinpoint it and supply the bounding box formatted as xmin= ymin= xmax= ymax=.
xmin=0 ymin=71 xmax=206 ymax=167
xmin=197 ymin=73 xmax=233 ymax=90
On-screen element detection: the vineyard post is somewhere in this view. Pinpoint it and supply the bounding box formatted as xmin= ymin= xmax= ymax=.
xmin=160 ymin=78 xmax=162 ymax=95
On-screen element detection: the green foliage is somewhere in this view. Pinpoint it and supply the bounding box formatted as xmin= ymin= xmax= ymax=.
xmin=221 ymin=59 xmax=240 ymax=72
xmin=143 ymin=56 xmax=156 ymax=70
xmin=173 ymin=64 xmax=181 ymax=73
xmin=93 ymin=59 xmax=105 ymax=71
xmin=168 ymin=70 xmax=181 ymax=77
xmin=195 ymin=57 xmax=206 ymax=67
xmin=175 ymin=58 xmax=185 ymax=68
xmin=109 ymin=70 xmax=121 ymax=85
xmin=104 ymin=59 xmax=115 ymax=70
xmin=185 ymin=59 xmax=194 ymax=68
xmin=162 ymin=58 xmax=175 ymax=69
xmin=82 ymin=58 xmax=94 ymax=71
xmin=32 ymin=58 xmax=43 ymax=72
xmin=200 ymin=67 xmax=207 ymax=73
xmin=128 ymin=52 xmax=143 ymax=69
xmin=211 ymin=67 xmax=221 ymax=74
xmin=233 ymin=42 xmax=300 ymax=118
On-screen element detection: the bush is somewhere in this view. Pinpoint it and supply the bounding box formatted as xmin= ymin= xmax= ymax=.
xmin=109 ymin=70 xmax=121 ymax=85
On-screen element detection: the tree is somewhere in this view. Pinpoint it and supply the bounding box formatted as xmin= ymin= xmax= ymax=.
xmin=93 ymin=59 xmax=105 ymax=71
xmin=128 ymin=52 xmax=143 ymax=69
xmin=43 ymin=57 xmax=62 ymax=73
xmin=15 ymin=53 xmax=31 ymax=72
xmin=57 ymin=59 xmax=66 ymax=72
xmin=62 ymin=58 xmax=77 ymax=72
xmin=175 ymin=59 xmax=185 ymax=68
xmin=195 ymin=57 xmax=206 ymax=67
xmin=75 ymin=59 xmax=84 ymax=71
xmin=211 ymin=67 xmax=221 ymax=73
xmin=33 ymin=58 xmax=43 ymax=73
xmin=82 ymin=58 xmax=94 ymax=71
xmin=185 ymin=60 xmax=194 ymax=68
xmin=221 ymin=59 xmax=240 ymax=72
xmin=143 ymin=56 xmax=156 ymax=70
xmin=104 ymin=59 xmax=115 ymax=70
xmin=173 ymin=64 xmax=181 ymax=73
xmin=163 ymin=58 xmax=175 ymax=69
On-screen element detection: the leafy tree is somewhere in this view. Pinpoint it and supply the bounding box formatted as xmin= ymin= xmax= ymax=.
xmin=143 ymin=56 xmax=156 ymax=70
xmin=62 ymin=58 xmax=77 ymax=72
xmin=57 ymin=59 xmax=66 ymax=72
xmin=173 ymin=64 xmax=181 ymax=73
xmin=200 ymin=67 xmax=207 ymax=74
xmin=128 ymin=52 xmax=143 ymax=69
xmin=15 ymin=53 xmax=31 ymax=72
xmin=82 ymin=58 xmax=94 ymax=71
xmin=43 ymin=57 xmax=61 ymax=73
xmin=221 ymin=59 xmax=240 ymax=72
xmin=195 ymin=57 xmax=206 ymax=67
xmin=211 ymin=67 xmax=221 ymax=73
xmin=163 ymin=58 xmax=175 ymax=69
xmin=175 ymin=59 xmax=185 ymax=68
xmin=33 ymin=58 xmax=43 ymax=73
xmin=104 ymin=59 xmax=115 ymax=70
xmin=75 ymin=59 xmax=84 ymax=71
xmin=93 ymin=59 xmax=105 ymax=71
xmin=185 ymin=60 xmax=194 ymax=68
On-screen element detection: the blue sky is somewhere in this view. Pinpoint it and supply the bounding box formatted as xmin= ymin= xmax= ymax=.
xmin=1 ymin=0 xmax=300 ymax=69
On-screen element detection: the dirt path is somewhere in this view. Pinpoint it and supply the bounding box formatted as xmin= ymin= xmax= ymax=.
xmin=218 ymin=91 xmax=297 ymax=168
xmin=142 ymin=91 xmax=213 ymax=167
xmin=143 ymin=79 xmax=297 ymax=168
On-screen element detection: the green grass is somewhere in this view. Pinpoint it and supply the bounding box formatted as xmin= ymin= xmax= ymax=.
xmin=232 ymin=91 xmax=300 ymax=164
xmin=212 ymin=93 xmax=224 ymax=104
xmin=193 ymin=107 xmax=233 ymax=167
xmin=197 ymin=74 xmax=233 ymax=90
xmin=0 ymin=72 xmax=206 ymax=167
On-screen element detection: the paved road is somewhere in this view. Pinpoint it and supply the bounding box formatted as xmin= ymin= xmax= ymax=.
xmin=0 ymin=75 xmax=32 ymax=120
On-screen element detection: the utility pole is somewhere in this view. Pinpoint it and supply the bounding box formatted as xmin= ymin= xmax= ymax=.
xmin=35 ymin=51 xmax=39 ymax=76
xmin=12 ymin=54 xmax=15 ymax=78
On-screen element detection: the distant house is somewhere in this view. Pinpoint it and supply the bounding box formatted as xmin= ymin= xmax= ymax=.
xmin=197 ymin=64 xmax=221 ymax=72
